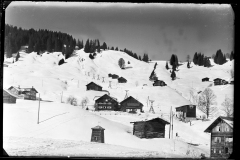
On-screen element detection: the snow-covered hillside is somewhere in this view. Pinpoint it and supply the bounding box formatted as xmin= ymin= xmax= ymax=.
xmin=3 ymin=49 xmax=234 ymax=157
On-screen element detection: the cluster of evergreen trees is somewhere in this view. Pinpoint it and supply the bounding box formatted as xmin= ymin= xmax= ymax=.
xmin=213 ymin=49 xmax=234 ymax=65
xmin=4 ymin=24 xmax=83 ymax=59
xmin=169 ymin=54 xmax=179 ymax=71
xmin=193 ymin=52 xmax=211 ymax=67
xmin=122 ymin=48 xmax=149 ymax=62
xmin=84 ymin=39 xmax=108 ymax=53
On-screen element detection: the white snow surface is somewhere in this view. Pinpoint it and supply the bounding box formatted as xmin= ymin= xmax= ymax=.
xmin=3 ymin=49 xmax=234 ymax=158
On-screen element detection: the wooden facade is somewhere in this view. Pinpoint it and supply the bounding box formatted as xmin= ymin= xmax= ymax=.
xmin=153 ymin=80 xmax=167 ymax=86
xmin=175 ymin=105 xmax=196 ymax=120
xmin=204 ymin=116 xmax=233 ymax=158
xmin=3 ymin=89 xmax=17 ymax=103
xmin=118 ymin=77 xmax=127 ymax=83
xmin=95 ymin=94 xmax=119 ymax=111
xmin=213 ymin=78 xmax=228 ymax=85
xmin=86 ymin=82 xmax=102 ymax=91
xmin=202 ymin=77 xmax=209 ymax=82
xmin=91 ymin=126 xmax=105 ymax=143
xmin=8 ymin=86 xmax=38 ymax=100
xmin=130 ymin=118 xmax=170 ymax=139
xmin=120 ymin=96 xmax=143 ymax=113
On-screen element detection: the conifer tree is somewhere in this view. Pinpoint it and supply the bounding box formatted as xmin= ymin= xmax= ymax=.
xmin=16 ymin=52 xmax=20 ymax=61
xmin=138 ymin=55 xmax=141 ymax=60
xmin=84 ymin=39 xmax=90 ymax=53
xmin=166 ymin=61 xmax=169 ymax=70
xmin=193 ymin=52 xmax=197 ymax=64
xmin=171 ymin=70 xmax=176 ymax=80
xmin=115 ymin=47 xmax=118 ymax=51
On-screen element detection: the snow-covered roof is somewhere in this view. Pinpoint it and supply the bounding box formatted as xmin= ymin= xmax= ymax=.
xmin=91 ymin=125 xmax=105 ymax=130
xmin=222 ymin=119 xmax=233 ymax=128
xmin=130 ymin=117 xmax=170 ymax=124
xmin=204 ymin=116 xmax=233 ymax=133
xmin=3 ymin=89 xmax=18 ymax=98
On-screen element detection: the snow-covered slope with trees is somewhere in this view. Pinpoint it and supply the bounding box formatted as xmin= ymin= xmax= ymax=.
xmin=3 ymin=49 xmax=234 ymax=158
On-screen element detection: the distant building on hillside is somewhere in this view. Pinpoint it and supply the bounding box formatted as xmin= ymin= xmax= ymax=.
xmin=153 ymin=80 xmax=167 ymax=86
xmin=204 ymin=116 xmax=233 ymax=158
xmin=130 ymin=117 xmax=170 ymax=139
xmin=175 ymin=105 xmax=196 ymax=122
xmin=202 ymin=77 xmax=210 ymax=82
xmin=111 ymin=74 xmax=119 ymax=79
xmin=118 ymin=77 xmax=127 ymax=83
xmin=213 ymin=78 xmax=228 ymax=85
xmin=8 ymin=86 xmax=38 ymax=100
xmin=95 ymin=94 xmax=119 ymax=111
xmin=120 ymin=96 xmax=143 ymax=113
xmin=20 ymin=45 xmax=28 ymax=52
xmin=91 ymin=125 xmax=105 ymax=143
xmin=108 ymin=73 xmax=112 ymax=77
xmin=86 ymin=82 xmax=102 ymax=91
xmin=3 ymin=89 xmax=18 ymax=103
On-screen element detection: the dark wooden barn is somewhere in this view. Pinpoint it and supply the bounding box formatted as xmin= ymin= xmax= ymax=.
xmin=111 ymin=74 xmax=119 ymax=79
xmin=120 ymin=96 xmax=143 ymax=113
xmin=8 ymin=86 xmax=38 ymax=100
xmin=95 ymin=94 xmax=119 ymax=111
xmin=204 ymin=116 xmax=233 ymax=158
xmin=153 ymin=80 xmax=167 ymax=86
xmin=108 ymin=73 xmax=112 ymax=77
xmin=202 ymin=77 xmax=209 ymax=82
xmin=130 ymin=117 xmax=170 ymax=139
xmin=86 ymin=82 xmax=103 ymax=91
xmin=118 ymin=77 xmax=127 ymax=83
xmin=3 ymin=89 xmax=18 ymax=103
xmin=175 ymin=105 xmax=196 ymax=121
xmin=230 ymin=81 xmax=234 ymax=85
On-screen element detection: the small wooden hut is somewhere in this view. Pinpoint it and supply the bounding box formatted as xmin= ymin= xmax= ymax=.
xmin=130 ymin=117 xmax=170 ymax=138
xmin=111 ymin=74 xmax=119 ymax=79
xmin=86 ymin=82 xmax=102 ymax=91
xmin=108 ymin=73 xmax=112 ymax=77
xmin=3 ymin=89 xmax=18 ymax=103
xmin=213 ymin=78 xmax=222 ymax=85
xmin=91 ymin=125 xmax=105 ymax=143
xmin=153 ymin=80 xmax=167 ymax=86
xmin=120 ymin=96 xmax=143 ymax=113
xmin=118 ymin=77 xmax=127 ymax=83
xmin=202 ymin=77 xmax=210 ymax=82
xmin=95 ymin=94 xmax=119 ymax=111
xmin=204 ymin=116 xmax=233 ymax=158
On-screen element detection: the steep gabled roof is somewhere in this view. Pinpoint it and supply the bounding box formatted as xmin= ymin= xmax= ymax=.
xmin=3 ymin=89 xmax=18 ymax=98
xmin=95 ymin=94 xmax=118 ymax=103
xmin=175 ymin=105 xmax=196 ymax=110
xmin=8 ymin=86 xmax=38 ymax=93
xmin=130 ymin=117 xmax=170 ymax=124
xmin=86 ymin=82 xmax=102 ymax=88
xmin=204 ymin=116 xmax=233 ymax=133
xmin=120 ymin=96 xmax=143 ymax=106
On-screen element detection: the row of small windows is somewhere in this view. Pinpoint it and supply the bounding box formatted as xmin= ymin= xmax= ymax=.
xmin=98 ymin=106 xmax=112 ymax=109
xmin=212 ymin=147 xmax=232 ymax=154
xmin=212 ymin=137 xmax=233 ymax=143
xmin=214 ymin=125 xmax=231 ymax=132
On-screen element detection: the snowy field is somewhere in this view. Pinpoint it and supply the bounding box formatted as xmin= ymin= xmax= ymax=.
xmin=3 ymin=49 xmax=234 ymax=158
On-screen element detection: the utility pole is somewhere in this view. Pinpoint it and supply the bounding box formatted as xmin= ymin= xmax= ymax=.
xmin=97 ymin=75 xmax=100 ymax=80
xmin=108 ymin=81 xmax=112 ymax=88
xmin=37 ymin=93 xmax=40 ymax=124
xmin=93 ymin=74 xmax=95 ymax=79
xmin=172 ymin=107 xmax=174 ymax=139
xmin=169 ymin=106 xmax=172 ymax=139
xmin=88 ymin=72 xmax=90 ymax=76
xmin=78 ymin=80 xmax=79 ymax=88
xmin=61 ymin=91 xmax=63 ymax=103
xmin=102 ymin=77 xmax=105 ymax=83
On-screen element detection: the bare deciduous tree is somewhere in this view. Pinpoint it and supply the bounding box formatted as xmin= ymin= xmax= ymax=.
xmin=81 ymin=97 xmax=89 ymax=109
xmin=221 ymin=96 xmax=233 ymax=117
xmin=197 ymin=88 xmax=217 ymax=119
xmin=67 ymin=95 xmax=78 ymax=106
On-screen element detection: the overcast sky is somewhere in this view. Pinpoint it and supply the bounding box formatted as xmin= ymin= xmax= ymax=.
xmin=5 ymin=2 xmax=234 ymax=61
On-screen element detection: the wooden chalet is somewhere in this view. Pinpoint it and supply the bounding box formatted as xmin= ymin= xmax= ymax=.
xmin=118 ymin=77 xmax=127 ymax=83
xmin=3 ymin=89 xmax=18 ymax=103
xmin=95 ymin=94 xmax=119 ymax=111
xmin=111 ymin=74 xmax=119 ymax=79
xmin=175 ymin=105 xmax=196 ymax=121
xmin=108 ymin=73 xmax=112 ymax=77
xmin=153 ymin=80 xmax=167 ymax=86
xmin=8 ymin=86 xmax=38 ymax=100
xmin=204 ymin=116 xmax=233 ymax=158
xmin=213 ymin=78 xmax=222 ymax=85
xmin=86 ymin=82 xmax=102 ymax=91
xmin=202 ymin=77 xmax=209 ymax=82
xmin=130 ymin=117 xmax=170 ymax=139
xmin=120 ymin=96 xmax=143 ymax=113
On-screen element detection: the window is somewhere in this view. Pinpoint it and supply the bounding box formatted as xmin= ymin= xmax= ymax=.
xmin=225 ymin=148 xmax=228 ymax=153
xmin=213 ymin=149 xmax=216 ymax=153
xmin=219 ymin=149 xmax=221 ymax=154
xmin=94 ymin=136 xmax=98 ymax=141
